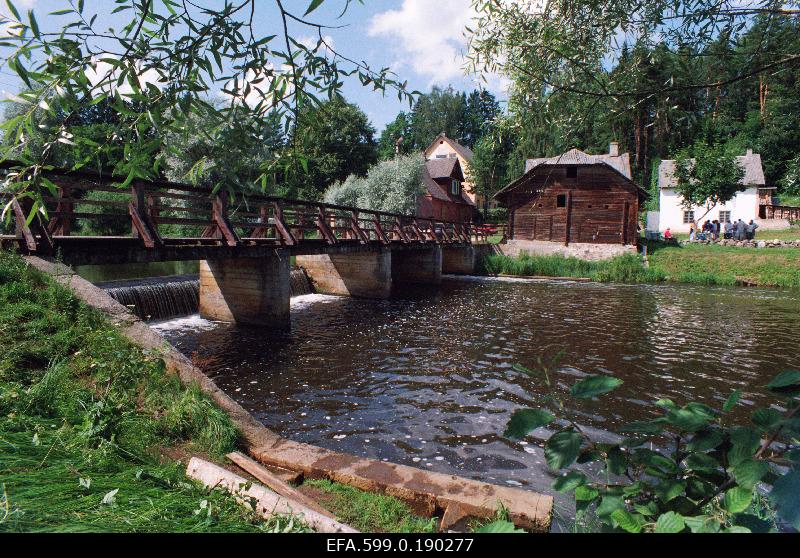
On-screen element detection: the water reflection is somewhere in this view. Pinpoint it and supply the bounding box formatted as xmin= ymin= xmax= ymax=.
xmin=154 ymin=278 xmax=800 ymax=502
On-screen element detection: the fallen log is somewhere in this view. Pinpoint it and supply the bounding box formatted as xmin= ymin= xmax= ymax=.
xmin=226 ymin=451 xmax=334 ymax=519
xmin=186 ymin=457 xmax=358 ymax=533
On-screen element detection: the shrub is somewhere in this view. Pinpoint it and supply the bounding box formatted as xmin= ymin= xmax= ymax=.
xmin=498 ymin=356 xmax=800 ymax=533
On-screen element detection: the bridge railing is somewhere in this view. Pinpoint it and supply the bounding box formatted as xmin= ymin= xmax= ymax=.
xmin=1 ymin=168 xmax=474 ymax=252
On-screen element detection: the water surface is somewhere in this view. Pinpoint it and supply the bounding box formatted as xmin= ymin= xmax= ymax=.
xmin=154 ymin=278 xmax=800 ymax=502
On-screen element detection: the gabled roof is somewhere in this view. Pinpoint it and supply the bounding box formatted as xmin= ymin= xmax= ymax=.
xmin=658 ymin=151 xmax=766 ymax=189
xmin=425 ymin=156 xmax=463 ymax=181
xmin=422 ymin=158 xmax=474 ymax=206
xmin=424 ymin=132 xmax=474 ymax=162
xmin=525 ymin=148 xmax=632 ymax=179
xmin=494 ymin=148 xmax=647 ymax=202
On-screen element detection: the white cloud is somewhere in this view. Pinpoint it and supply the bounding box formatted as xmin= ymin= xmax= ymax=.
xmin=83 ymin=55 xmax=165 ymax=96
xmin=368 ymin=0 xmax=474 ymax=84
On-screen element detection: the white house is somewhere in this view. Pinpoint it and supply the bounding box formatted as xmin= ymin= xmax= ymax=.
xmin=656 ymin=149 xmax=781 ymax=233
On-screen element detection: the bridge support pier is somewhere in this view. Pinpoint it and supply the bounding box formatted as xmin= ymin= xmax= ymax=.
xmin=391 ymin=246 xmax=442 ymax=285
xmin=199 ymin=254 xmax=290 ymax=326
xmin=296 ymin=249 xmax=392 ymax=298
xmin=441 ymin=246 xmax=475 ymax=275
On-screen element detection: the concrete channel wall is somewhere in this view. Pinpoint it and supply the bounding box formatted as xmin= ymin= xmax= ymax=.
xmin=25 ymin=256 xmax=553 ymax=532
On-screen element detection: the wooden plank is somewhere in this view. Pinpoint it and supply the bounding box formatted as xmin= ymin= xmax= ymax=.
xmin=186 ymin=457 xmax=358 ymax=534
xmin=273 ymin=201 xmax=298 ymax=246
xmin=226 ymin=451 xmax=335 ymax=519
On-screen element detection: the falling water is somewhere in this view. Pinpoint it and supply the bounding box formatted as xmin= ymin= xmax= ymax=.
xmin=289 ymin=267 xmax=313 ymax=296
xmin=103 ymin=267 xmax=314 ymax=321
xmin=106 ymin=279 xmax=199 ymax=321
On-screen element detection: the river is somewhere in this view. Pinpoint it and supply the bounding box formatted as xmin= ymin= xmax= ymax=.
xmin=151 ymin=276 xmax=800 ymax=519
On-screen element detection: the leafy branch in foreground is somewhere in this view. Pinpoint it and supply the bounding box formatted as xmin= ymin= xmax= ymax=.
xmin=501 ymin=360 xmax=800 ymax=533
xmin=0 ymin=0 xmax=415 ymax=213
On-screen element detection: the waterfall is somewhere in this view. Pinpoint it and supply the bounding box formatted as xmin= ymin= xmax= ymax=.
xmin=102 ymin=267 xmax=314 ymax=322
xmin=105 ymin=278 xmax=199 ymax=321
xmin=290 ymin=267 xmax=314 ymax=296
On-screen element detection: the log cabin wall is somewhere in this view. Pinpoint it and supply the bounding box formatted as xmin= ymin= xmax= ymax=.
xmin=507 ymin=167 xmax=640 ymax=246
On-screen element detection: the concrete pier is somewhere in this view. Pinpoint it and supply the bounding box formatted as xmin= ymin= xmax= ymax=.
xmin=441 ymin=246 xmax=475 ymax=275
xmin=199 ymin=255 xmax=290 ymax=326
xmin=391 ymin=246 xmax=442 ymax=285
xmin=296 ymin=249 xmax=393 ymax=298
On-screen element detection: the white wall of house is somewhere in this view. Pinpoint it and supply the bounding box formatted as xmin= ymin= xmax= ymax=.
xmin=658 ymin=187 xmax=759 ymax=232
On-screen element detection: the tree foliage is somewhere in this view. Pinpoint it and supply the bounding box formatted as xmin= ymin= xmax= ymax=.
xmin=674 ymin=142 xmax=747 ymax=223
xmin=0 ymin=0 xmax=411 ymax=212
xmin=499 ymin=357 xmax=800 ymax=533
xmin=323 ymin=153 xmax=425 ymax=215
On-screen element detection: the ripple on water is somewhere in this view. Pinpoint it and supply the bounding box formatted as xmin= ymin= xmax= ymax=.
xmin=155 ymin=278 xmax=800 ymax=500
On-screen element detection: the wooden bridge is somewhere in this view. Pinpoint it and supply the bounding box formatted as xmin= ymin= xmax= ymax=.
xmin=0 ymin=164 xmax=484 ymax=266
xmin=1 ymin=164 xmax=485 ymax=326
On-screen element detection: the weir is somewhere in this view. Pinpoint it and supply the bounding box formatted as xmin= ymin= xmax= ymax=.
xmin=102 ymin=267 xmax=314 ymax=321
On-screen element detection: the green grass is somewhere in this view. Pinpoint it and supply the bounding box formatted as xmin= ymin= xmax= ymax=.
xmin=478 ymin=243 xmax=800 ymax=289
xmin=478 ymin=252 xmax=666 ymax=284
xmin=302 ymin=479 xmax=437 ymax=533
xmin=647 ymin=241 xmax=800 ymax=288
xmin=0 ymin=250 xmax=307 ymax=532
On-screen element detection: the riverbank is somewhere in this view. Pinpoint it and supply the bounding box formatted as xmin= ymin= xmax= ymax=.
xmin=478 ymin=241 xmax=800 ymax=288
xmin=0 ymin=251 xmax=432 ymax=533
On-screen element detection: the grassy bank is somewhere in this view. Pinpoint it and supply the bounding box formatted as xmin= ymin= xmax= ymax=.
xmin=479 ymin=242 xmax=800 ymax=288
xmin=478 ymin=252 xmax=665 ymax=283
xmin=0 ymin=251 xmax=433 ymax=532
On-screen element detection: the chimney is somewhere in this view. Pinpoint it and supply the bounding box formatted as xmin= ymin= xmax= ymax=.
xmin=609 ymin=142 xmax=619 ymax=157
xmin=746 ymin=148 xmax=753 ymax=156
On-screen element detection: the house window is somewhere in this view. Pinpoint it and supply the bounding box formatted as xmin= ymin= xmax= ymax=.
xmin=449 ymin=153 xmax=457 ymax=158
xmin=719 ymin=210 xmax=731 ymax=223
xmin=436 ymin=154 xmax=447 ymax=159
xmin=557 ymin=194 xmax=567 ymax=208
xmin=683 ymin=210 xmax=695 ymax=224
xmin=450 ymin=179 xmax=461 ymax=196
xmin=566 ymin=167 xmax=577 ymax=178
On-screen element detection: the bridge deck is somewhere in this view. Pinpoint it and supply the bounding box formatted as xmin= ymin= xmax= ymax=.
xmin=1 ymin=164 xmax=491 ymax=265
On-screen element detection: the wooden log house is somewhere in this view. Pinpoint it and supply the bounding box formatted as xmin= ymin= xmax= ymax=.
xmin=493 ymin=145 xmax=648 ymax=246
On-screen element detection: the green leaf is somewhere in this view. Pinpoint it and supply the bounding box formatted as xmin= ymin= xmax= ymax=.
xmin=304 ymin=0 xmax=325 ymax=16
xmin=684 ymin=452 xmax=720 ymax=472
xmin=606 ymin=446 xmax=627 ymax=475
xmin=552 ymin=470 xmax=587 ymax=493
xmin=722 ymin=389 xmax=741 ymax=413
xmin=610 ymin=509 xmax=644 ymax=533
xmin=766 ymin=370 xmax=800 ymax=390
xmin=574 ymin=485 xmax=600 ymax=501
xmin=724 ymin=526 xmax=751 ymax=533
xmin=723 ymin=486 xmax=753 ymax=514
xmin=474 ymin=520 xmax=525 ymax=533
xmin=596 ymin=495 xmax=625 ymax=519
xmin=728 ymin=427 xmax=761 ymax=466
xmin=665 ymin=406 xmax=714 ymax=432
xmin=570 ymin=375 xmax=623 ymax=399
xmin=751 ymin=408 xmax=782 ymax=431
xmin=544 ymin=430 xmax=583 ymax=470
xmin=769 ymin=469 xmax=800 ymax=530
xmin=654 ymin=479 xmax=686 ymax=502
xmin=619 ymin=420 xmax=664 ymax=435
xmin=684 ymin=515 xmax=720 ymax=533
xmin=633 ymin=501 xmax=658 ymax=517
xmin=5 ymin=0 xmax=21 ymax=20
xmin=655 ymin=511 xmax=685 ymax=533
xmin=686 ymin=428 xmax=724 ymax=451
xmin=730 ymin=459 xmax=769 ymax=490
xmin=503 ymin=408 xmax=554 ymax=439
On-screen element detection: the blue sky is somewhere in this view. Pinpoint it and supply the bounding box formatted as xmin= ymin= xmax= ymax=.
xmin=0 ymin=0 xmax=508 ymax=131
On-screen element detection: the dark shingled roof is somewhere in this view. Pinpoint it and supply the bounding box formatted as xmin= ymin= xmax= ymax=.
xmin=422 ymin=159 xmax=474 ymax=206
xmin=494 ymin=148 xmax=647 ymax=202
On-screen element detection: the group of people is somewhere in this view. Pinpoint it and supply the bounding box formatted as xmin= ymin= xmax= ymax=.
xmin=663 ymin=218 xmax=759 ymax=242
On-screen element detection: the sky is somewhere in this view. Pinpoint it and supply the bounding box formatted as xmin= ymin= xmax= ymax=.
xmin=0 ymin=0 xmax=509 ymax=132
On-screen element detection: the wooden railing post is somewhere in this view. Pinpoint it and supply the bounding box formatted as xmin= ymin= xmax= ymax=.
xmin=372 ymin=215 xmax=390 ymax=244
xmin=47 ymin=185 xmax=72 ymax=236
xmin=350 ymin=210 xmax=369 ymax=244
xmin=272 ymin=201 xmax=297 ymax=246
xmin=315 ymin=206 xmax=337 ymax=244
xmin=129 ymin=181 xmax=162 ymax=248
xmin=210 ymin=189 xmax=241 ymax=247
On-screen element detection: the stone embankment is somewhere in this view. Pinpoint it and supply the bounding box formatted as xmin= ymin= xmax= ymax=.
xmin=681 ymin=238 xmax=800 ymax=248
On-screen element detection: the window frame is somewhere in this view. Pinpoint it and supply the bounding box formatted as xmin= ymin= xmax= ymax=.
xmin=556 ymin=194 xmax=567 ymax=208
xmin=719 ymin=210 xmax=731 ymax=223
xmin=683 ymin=210 xmax=695 ymax=224
xmin=450 ymin=178 xmax=460 ymax=196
